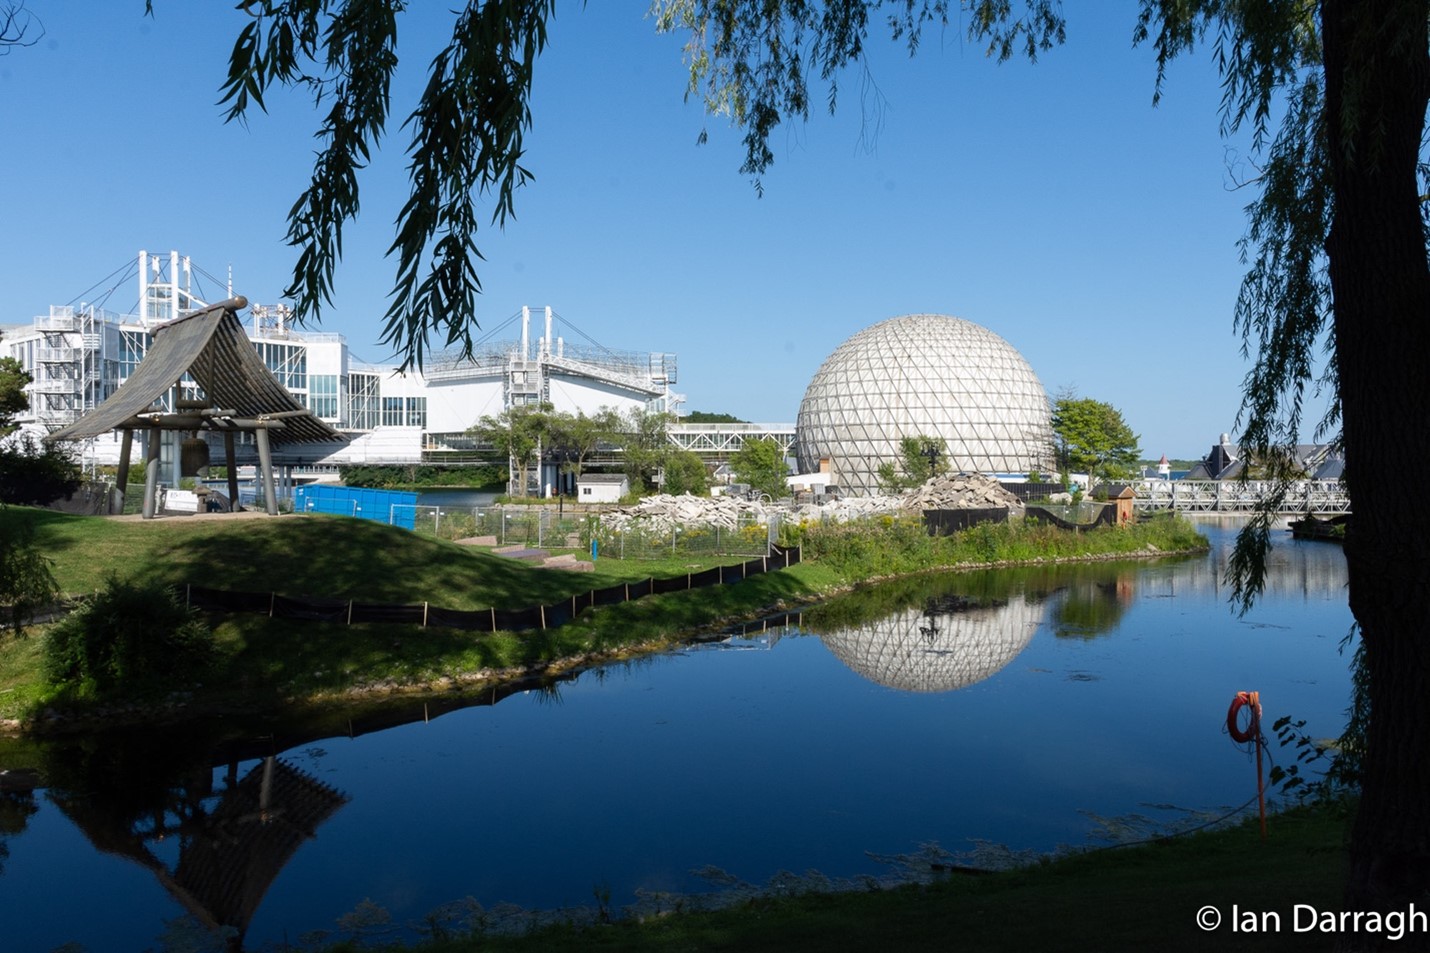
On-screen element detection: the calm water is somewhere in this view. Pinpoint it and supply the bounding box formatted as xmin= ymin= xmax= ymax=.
xmin=0 ymin=520 xmax=1352 ymax=951
xmin=414 ymin=488 xmax=500 ymax=508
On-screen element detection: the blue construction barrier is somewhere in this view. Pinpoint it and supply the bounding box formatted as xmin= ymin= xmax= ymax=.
xmin=293 ymin=485 xmax=419 ymax=530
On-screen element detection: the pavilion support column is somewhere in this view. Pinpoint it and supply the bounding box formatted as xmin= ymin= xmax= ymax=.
xmin=255 ymin=427 xmax=278 ymax=516
xmin=224 ymin=432 xmax=239 ymax=512
xmin=141 ymin=428 xmax=162 ymax=519
xmin=114 ymin=429 xmax=134 ymax=515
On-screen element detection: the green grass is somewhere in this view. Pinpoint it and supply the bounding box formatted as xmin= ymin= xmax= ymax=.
xmin=0 ymin=507 xmax=828 ymax=725
xmin=795 ymin=509 xmax=1206 ymax=579
xmin=14 ymin=506 xmax=735 ymax=609
xmin=328 ymin=801 xmax=1351 ymax=952
xmin=0 ymin=507 xmax=1206 ymax=729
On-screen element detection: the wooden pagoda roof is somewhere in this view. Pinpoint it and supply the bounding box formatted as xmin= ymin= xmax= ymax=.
xmin=45 ymin=296 xmax=340 ymax=444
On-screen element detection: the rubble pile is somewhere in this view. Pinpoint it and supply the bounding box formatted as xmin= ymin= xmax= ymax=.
xmin=598 ymin=473 xmax=1023 ymax=533
xmin=787 ymin=495 xmax=904 ymax=522
xmin=599 ymin=493 xmax=770 ymax=533
xmin=899 ymin=473 xmax=1025 ymax=515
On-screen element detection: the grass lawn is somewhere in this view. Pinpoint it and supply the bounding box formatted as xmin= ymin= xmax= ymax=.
xmin=1 ymin=506 xmax=1205 ymax=730
xmin=0 ymin=506 xmax=828 ymax=725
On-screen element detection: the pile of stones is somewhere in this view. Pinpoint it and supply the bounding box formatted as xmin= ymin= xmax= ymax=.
xmin=598 ymin=473 xmax=1025 ymax=534
xmin=898 ymin=472 xmax=1025 ymax=515
xmin=599 ymin=493 xmax=771 ymax=533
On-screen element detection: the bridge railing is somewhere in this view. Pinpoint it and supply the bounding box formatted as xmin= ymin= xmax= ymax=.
xmin=1132 ymin=479 xmax=1349 ymax=514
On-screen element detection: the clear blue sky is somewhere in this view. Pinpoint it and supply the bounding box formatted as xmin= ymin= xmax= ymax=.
xmin=1 ymin=2 xmax=1301 ymax=459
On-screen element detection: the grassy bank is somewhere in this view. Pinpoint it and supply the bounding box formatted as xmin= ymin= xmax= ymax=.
xmin=0 ymin=507 xmax=1206 ymax=731
xmin=322 ymin=800 xmax=1350 ymax=953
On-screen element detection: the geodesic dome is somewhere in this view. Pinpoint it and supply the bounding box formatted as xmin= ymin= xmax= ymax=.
xmin=819 ymin=595 xmax=1046 ymax=693
xmin=796 ymin=314 xmax=1052 ymax=496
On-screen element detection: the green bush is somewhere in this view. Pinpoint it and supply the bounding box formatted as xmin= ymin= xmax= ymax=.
xmin=801 ymin=511 xmax=1206 ymax=578
xmin=43 ymin=577 xmax=216 ymax=696
xmin=0 ymin=506 xmax=60 ymax=633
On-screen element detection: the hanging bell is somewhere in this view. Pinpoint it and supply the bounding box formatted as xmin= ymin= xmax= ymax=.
xmin=180 ymin=435 xmax=211 ymax=477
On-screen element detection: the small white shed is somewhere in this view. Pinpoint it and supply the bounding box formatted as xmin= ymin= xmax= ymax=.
xmin=576 ymin=472 xmax=629 ymax=503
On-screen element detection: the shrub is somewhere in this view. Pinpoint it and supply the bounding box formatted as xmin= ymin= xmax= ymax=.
xmin=43 ymin=577 xmax=216 ymax=696
xmin=0 ymin=507 xmax=60 ymax=633
xmin=0 ymin=433 xmax=82 ymax=506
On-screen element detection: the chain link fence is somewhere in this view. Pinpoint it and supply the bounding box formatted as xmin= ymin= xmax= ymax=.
xmin=395 ymin=505 xmax=776 ymax=559
xmin=393 ymin=505 xmax=586 ymax=548
xmin=586 ymin=513 xmax=775 ymax=559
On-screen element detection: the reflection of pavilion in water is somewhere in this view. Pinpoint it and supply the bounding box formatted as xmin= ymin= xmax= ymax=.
xmin=47 ymin=756 xmax=348 ymax=950
xmin=819 ymin=595 xmax=1048 ymax=693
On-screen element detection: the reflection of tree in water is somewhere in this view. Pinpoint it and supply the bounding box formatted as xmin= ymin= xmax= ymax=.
xmin=1051 ymin=569 xmax=1136 ymax=639
xmin=817 ymin=593 xmax=1048 ymax=693
xmin=40 ymin=732 xmax=347 ymax=951
xmin=0 ymin=778 xmax=39 ymax=876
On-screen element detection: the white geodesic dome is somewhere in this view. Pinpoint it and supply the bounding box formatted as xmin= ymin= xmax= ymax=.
xmin=796 ymin=314 xmax=1053 ymax=496
xmin=818 ymin=595 xmax=1046 ymax=693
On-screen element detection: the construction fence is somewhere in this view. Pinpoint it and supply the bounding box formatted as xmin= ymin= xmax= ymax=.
xmin=184 ymin=544 xmax=802 ymax=634
xmin=390 ymin=504 xmax=776 ymax=559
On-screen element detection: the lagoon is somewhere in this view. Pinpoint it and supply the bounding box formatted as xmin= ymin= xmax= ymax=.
xmin=0 ymin=520 xmax=1352 ymax=951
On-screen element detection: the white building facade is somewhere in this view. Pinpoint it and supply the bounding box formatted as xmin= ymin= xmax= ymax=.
xmin=3 ymin=251 xmax=683 ymax=471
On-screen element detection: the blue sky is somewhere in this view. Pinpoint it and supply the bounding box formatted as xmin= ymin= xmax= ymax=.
xmin=1 ymin=2 xmax=1299 ymax=458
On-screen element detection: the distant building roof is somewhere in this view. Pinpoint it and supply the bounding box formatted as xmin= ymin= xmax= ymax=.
xmin=578 ymin=473 xmax=629 ymax=485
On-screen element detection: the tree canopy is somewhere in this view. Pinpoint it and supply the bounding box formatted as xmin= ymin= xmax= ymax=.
xmin=468 ymin=404 xmax=551 ymax=497
xmin=729 ymin=436 xmax=788 ymax=499
xmin=876 ymin=434 xmax=951 ymax=493
xmin=0 ymin=354 xmax=31 ymax=437
xmin=1050 ymin=396 xmax=1141 ymax=487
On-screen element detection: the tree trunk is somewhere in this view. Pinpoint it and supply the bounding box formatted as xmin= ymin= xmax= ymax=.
xmin=1324 ymin=0 xmax=1430 ymax=945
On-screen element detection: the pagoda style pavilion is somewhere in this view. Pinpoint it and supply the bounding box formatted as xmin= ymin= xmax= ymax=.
xmin=46 ymin=296 xmax=340 ymax=517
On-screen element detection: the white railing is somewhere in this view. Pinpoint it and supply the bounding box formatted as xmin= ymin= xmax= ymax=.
xmin=1133 ymin=479 xmax=1350 ymax=514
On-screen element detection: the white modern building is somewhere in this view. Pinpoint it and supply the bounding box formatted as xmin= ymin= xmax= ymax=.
xmin=3 ymin=250 xmax=685 ymax=474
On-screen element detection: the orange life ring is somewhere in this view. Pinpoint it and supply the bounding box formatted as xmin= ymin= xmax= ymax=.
xmin=1227 ymin=690 xmax=1261 ymax=744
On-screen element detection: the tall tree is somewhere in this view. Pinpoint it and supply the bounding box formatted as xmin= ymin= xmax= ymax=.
xmin=0 ymin=336 xmax=32 ymax=437
xmin=1050 ymin=396 xmax=1141 ymax=488
xmin=206 ymin=0 xmax=1429 ymax=926
xmin=662 ymin=448 xmax=710 ymax=496
xmin=657 ymin=2 xmax=1430 ymax=927
xmin=468 ymin=404 xmax=551 ymax=497
xmin=730 ymin=436 xmax=789 ymax=499
xmin=544 ymin=408 xmax=621 ymax=485
xmin=876 ymin=434 xmax=951 ymax=493
xmin=617 ymin=407 xmax=674 ymax=493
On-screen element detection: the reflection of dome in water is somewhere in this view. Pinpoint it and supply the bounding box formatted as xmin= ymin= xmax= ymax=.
xmin=796 ymin=314 xmax=1053 ymax=496
xmin=819 ymin=596 xmax=1046 ymax=693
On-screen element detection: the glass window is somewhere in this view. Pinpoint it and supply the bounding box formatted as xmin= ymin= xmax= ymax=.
xmin=382 ymin=397 xmax=405 ymax=426
xmin=119 ymin=330 xmax=148 ymax=382
xmin=405 ymin=396 xmax=427 ymax=428
xmin=347 ymin=374 xmax=380 ymax=429
xmin=309 ymin=375 xmax=339 ymax=419
xmin=253 ymin=342 xmax=307 ymax=390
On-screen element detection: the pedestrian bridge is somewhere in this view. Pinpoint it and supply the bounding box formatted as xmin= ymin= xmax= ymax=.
xmin=1133 ymin=479 xmax=1350 ymax=514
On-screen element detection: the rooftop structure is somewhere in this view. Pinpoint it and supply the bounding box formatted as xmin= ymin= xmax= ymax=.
xmin=4 ymin=251 xmax=685 ymax=471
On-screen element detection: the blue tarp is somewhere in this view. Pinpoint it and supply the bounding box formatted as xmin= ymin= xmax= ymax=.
xmin=294 ymin=485 xmax=419 ymax=529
